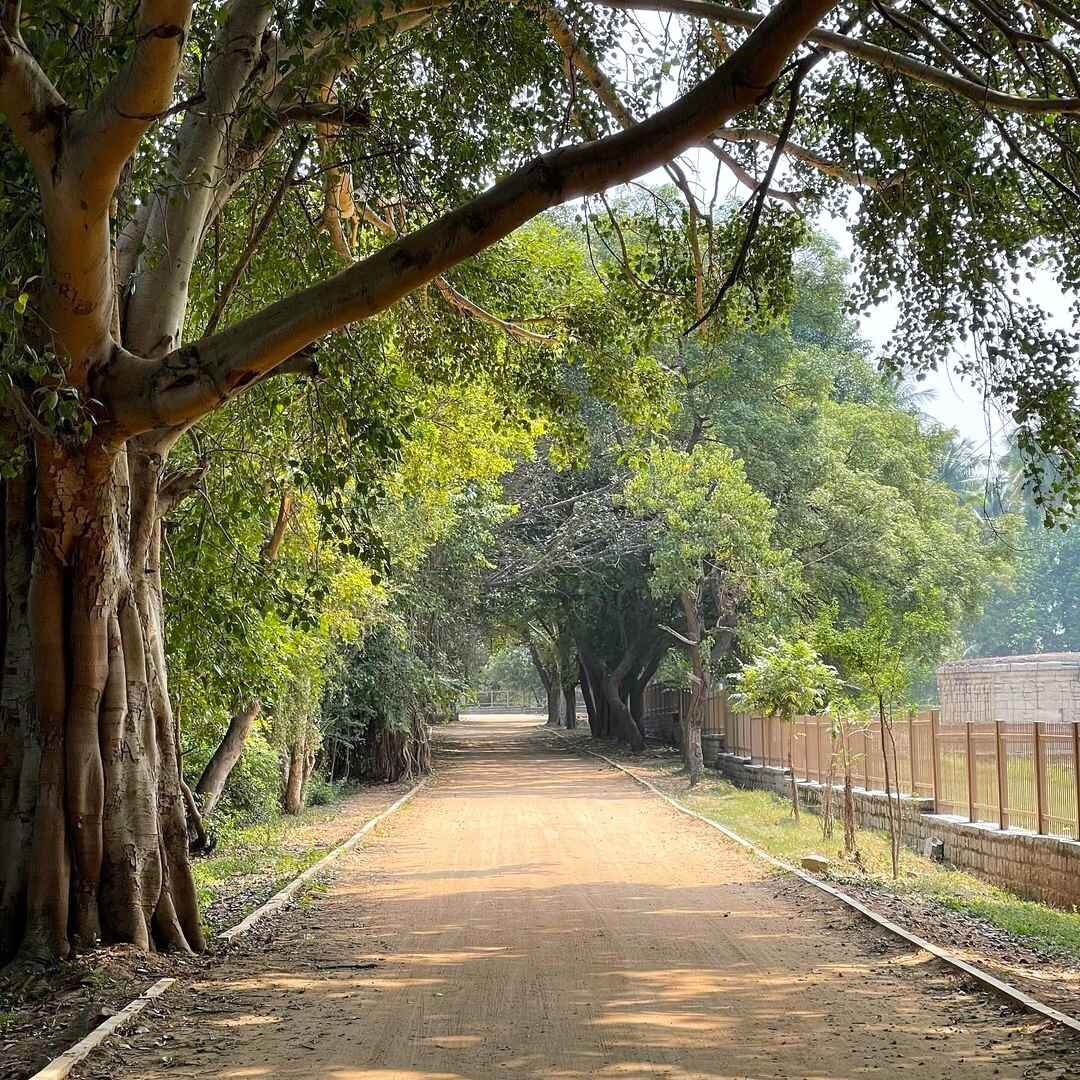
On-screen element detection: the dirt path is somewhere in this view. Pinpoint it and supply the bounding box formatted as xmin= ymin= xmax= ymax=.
xmin=77 ymin=715 xmax=1078 ymax=1079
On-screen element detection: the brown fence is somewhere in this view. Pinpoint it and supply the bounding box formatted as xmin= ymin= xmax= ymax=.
xmin=648 ymin=686 xmax=1080 ymax=842
xmin=643 ymin=685 xmax=728 ymax=739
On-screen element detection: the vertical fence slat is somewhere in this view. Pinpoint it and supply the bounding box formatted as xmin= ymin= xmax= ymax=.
xmin=930 ymin=709 xmax=941 ymax=812
xmin=995 ymin=720 xmax=1007 ymax=830
xmin=972 ymin=721 xmax=980 ymax=820
xmin=1034 ymin=721 xmax=1046 ymax=835
xmin=818 ymin=718 xmax=825 ymax=785
xmin=907 ymin=710 xmax=915 ymax=797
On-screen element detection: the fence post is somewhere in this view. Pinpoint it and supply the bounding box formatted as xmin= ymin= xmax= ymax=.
xmin=1074 ymin=723 xmax=1080 ymax=840
xmin=862 ymin=726 xmax=869 ymax=790
xmin=930 ymin=709 xmax=941 ymax=812
xmin=966 ymin=721 xmax=976 ymax=823
xmin=818 ymin=717 xmax=825 ymax=785
xmin=995 ymin=720 xmax=1006 ymax=830
xmin=1033 ymin=722 xmax=1046 ymax=835
xmin=907 ymin=708 xmax=916 ymax=796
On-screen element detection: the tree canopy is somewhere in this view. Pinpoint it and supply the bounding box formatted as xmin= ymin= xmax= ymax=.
xmin=0 ymin=0 xmax=1073 ymax=965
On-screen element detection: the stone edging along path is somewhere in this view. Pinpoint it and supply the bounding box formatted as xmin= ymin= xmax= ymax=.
xmin=26 ymin=779 xmax=426 ymax=1080
xmin=549 ymin=730 xmax=1080 ymax=1037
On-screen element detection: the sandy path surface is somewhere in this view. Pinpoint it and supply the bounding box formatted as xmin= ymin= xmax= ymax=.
xmin=77 ymin=715 xmax=1077 ymax=1079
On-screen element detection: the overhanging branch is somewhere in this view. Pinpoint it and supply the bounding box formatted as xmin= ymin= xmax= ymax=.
xmin=104 ymin=0 xmax=839 ymax=433
xmin=72 ymin=0 xmax=196 ymax=206
xmin=593 ymin=0 xmax=1080 ymax=115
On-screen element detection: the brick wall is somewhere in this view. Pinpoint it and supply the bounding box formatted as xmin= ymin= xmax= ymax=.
xmin=714 ymin=752 xmax=1080 ymax=909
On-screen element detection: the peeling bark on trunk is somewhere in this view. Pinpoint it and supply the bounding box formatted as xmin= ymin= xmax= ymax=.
xmin=1 ymin=437 xmax=206 ymax=964
xmin=195 ymin=700 xmax=262 ymax=818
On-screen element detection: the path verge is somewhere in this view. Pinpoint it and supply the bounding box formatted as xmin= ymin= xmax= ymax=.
xmin=23 ymin=779 xmax=425 ymax=1080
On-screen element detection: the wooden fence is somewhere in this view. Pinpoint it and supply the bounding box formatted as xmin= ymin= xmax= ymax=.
xmin=647 ymin=686 xmax=1080 ymax=842
xmin=643 ymin=685 xmax=728 ymax=740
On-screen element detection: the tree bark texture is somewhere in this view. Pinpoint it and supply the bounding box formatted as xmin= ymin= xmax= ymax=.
xmin=283 ymin=736 xmax=306 ymax=816
xmin=578 ymin=657 xmax=601 ymax=738
xmin=0 ymin=438 xmax=206 ymax=964
xmin=195 ymin=700 xmax=262 ymax=818
xmin=528 ymin=639 xmax=562 ymax=727
xmin=562 ymin=678 xmax=577 ymax=730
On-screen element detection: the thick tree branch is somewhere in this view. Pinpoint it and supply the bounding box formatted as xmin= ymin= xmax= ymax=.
xmin=0 ymin=22 xmax=67 ymax=180
xmin=358 ymin=203 xmax=559 ymax=343
xmin=277 ymin=100 xmax=371 ymax=127
xmin=71 ymin=0 xmax=195 ymax=206
xmin=544 ymin=2 xmax=799 ymax=213
xmin=157 ymin=457 xmax=210 ymax=516
xmin=103 ymin=0 xmax=838 ymax=433
xmin=594 ymin=0 xmax=1080 ymax=115
xmin=124 ymin=0 xmax=275 ymax=358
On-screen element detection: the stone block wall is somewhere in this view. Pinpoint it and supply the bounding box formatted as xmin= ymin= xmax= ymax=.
xmin=714 ymin=752 xmax=1080 ymax=909
xmin=937 ymin=653 xmax=1080 ymax=726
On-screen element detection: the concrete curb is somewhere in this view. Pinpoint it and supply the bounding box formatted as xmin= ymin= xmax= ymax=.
xmin=220 ymin=780 xmax=425 ymax=942
xmin=27 ymin=979 xmax=175 ymax=1080
xmin=27 ymin=778 xmax=426 ymax=1080
xmin=552 ymin=730 xmax=1080 ymax=1036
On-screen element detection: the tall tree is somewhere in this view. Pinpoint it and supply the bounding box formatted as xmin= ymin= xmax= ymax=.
xmin=1 ymin=0 xmax=1079 ymax=966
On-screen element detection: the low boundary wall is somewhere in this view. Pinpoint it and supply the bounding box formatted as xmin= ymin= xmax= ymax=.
xmin=714 ymin=752 xmax=1080 ymax=909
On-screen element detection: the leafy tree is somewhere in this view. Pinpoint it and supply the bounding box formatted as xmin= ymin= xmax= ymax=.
xmin=624 ymin=443 xmax=783 ymax=785
xmin=814 ymin=585 xmax=954 ymax=877
xmin=4 ymin=0 xmax=1079 ymax=966
xmin=729 ymin=638 xmax=840 ymax=819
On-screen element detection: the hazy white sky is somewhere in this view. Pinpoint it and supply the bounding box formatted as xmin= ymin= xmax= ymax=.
xmin=815 ymin=214 xmax=1010 ymax=452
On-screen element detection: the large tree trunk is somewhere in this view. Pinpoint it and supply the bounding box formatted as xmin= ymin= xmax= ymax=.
xmin=576 ymin=641 xmax=645 ymax=751
xmin=628 ymin=683 xmax=645 ymax=737
xmin=528 ymin=640 xmax=562 ymax=726
xmin=578 ymin=658 xmax=601 ymax=737
xmin=601 ymin=672 xmax=645 ymax=752
xmin=562 ymin=678 xmax=577 ymax=730
xmin=283 ymin=736 xmax=306 ymax=816
xmin=680 ymin=591 xmax=707 ymax=788
xmin=0 ymin=436 xmax=206 ymax=965
xmin=195 ymin=700 xmax=262 ymax=818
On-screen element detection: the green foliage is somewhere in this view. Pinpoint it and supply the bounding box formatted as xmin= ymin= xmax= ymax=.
xmin=623 ymin=443 xmax=781 ymax=605
xmin=815 ymin=584 xmax=955 ymax=713
xmin=479 ymin=644 xmax=544 ymax=700
xmin=729 ymin=638 xmax=841 ymax=724
xmin=305 ymin=773 xmax=344 ymax=808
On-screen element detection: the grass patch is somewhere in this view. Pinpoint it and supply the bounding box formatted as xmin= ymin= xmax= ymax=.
xmin=192 ymin=787 xmax=356 ymax=932
xmin=637 ymin=753 xmax=1080 ymax=963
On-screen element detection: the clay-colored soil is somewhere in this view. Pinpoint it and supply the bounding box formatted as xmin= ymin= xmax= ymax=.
xmin=77 ymin=716 xmax=1078 ymax=1079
